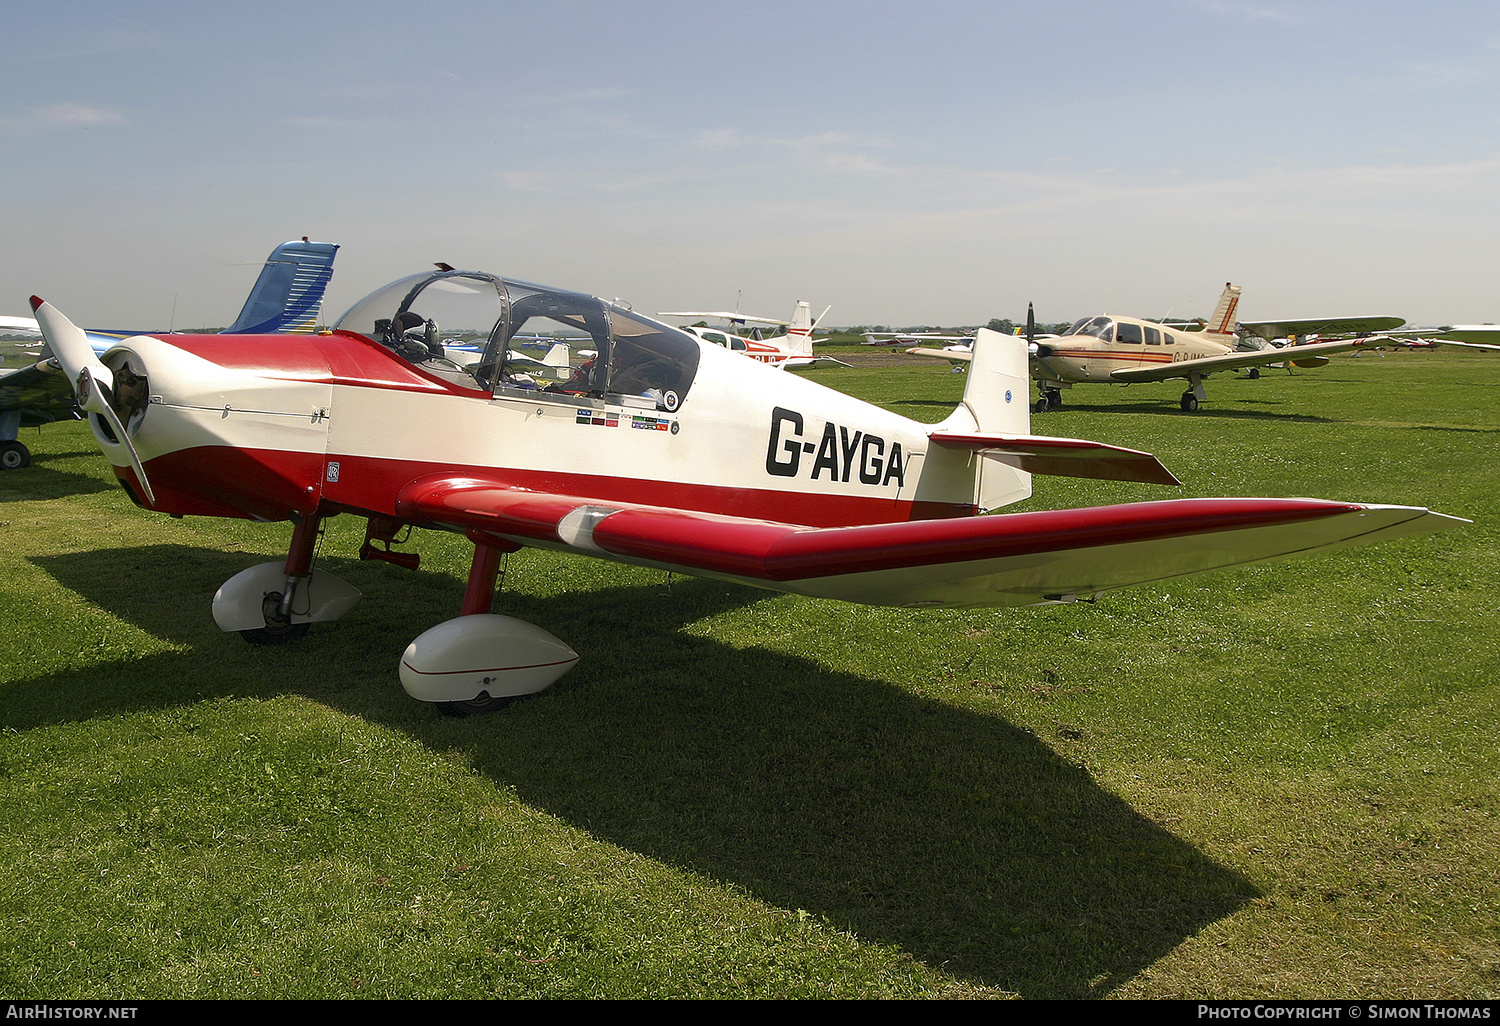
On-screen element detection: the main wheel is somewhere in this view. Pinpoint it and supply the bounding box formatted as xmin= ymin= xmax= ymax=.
xmin=240 ymin=622 xmax=311 ymax=645
xmin=238 ymin=591 xmax=311 ymax=645
xmin=438 ymin=691 xmax=519 ymax=717
xmin=0 ymin=441 xmax=30 ymax=470
xmin=1180 ymin=392 xmax=1199 ymax=412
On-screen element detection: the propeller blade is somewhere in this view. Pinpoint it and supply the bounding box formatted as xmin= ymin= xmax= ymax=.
xmin=30 ymin=296 xmax=113 ymax=408
xmin=1026 ymin=302 xmax=1050 ymax=357
xmin=29 ymin=297 xmax=155 ymax=504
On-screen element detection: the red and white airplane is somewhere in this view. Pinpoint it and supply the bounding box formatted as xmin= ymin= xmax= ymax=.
xmin=910 ymin=285 xmax=1407 ymax=412
xmin=659 ymin=301 xmax=844 ymax=369
xmin=30 ymin=268 xmax=1461 ymax=714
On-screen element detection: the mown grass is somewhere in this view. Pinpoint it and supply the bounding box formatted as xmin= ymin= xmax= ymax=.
xmin=1 ymin=347 xmax=1497 ymax=999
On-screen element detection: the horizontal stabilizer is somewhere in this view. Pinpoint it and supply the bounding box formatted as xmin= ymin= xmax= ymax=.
xmin=929 ymin=431 xmax=1181 ymax=486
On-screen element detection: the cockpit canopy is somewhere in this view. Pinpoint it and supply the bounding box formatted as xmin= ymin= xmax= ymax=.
xmin=1061 ymin=316 xmax=1175 ymax=346
xmin=1063 ymin=316 xmax=1115 ymax=341
xmin=333 ymin=270 xmax=701 ymax=411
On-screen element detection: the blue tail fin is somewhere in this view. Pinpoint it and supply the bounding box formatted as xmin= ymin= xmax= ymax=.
xmin=221 ymin=239 xmax=339 ymax=335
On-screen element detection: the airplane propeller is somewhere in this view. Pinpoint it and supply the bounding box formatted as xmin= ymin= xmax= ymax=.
xmin=29 ymin=297 xmax=156 ymax=503
xmin=1026 ymin=302 xmax=1055 ymax=359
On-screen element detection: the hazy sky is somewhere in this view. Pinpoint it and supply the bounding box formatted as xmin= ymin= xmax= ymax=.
xmin=6 ymin=0 xmax=1500 ymax=329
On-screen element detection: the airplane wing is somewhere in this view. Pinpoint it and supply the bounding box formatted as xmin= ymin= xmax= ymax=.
xmin=779 ymin=354 xmax=853 ymax=369
xmin=1238 ymin=315 xmax=1405 ymax=340
xmin=0 ymin=361 xmax=77 ymax=426
xmin=1430 ymin=326 xmax=1500 ymax=351
xmin=0 ymin=316 xmax=41 ymax=335
xmin=907 ymin=346 xmax=972 ymax=363
xmin=395 ymin=477 xmax=1462 ymax=609
xmin=659 ymin=311 xmax=791 ymax=327
xmin=1108 ymin=337 xmax=1366 ymax=383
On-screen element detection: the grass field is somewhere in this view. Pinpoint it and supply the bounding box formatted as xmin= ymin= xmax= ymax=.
xmin=1 ymin=347 xmax=1497 ymax=999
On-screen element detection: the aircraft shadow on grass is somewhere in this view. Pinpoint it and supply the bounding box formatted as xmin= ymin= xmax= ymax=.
xmin=16 ymin=544 xmax=1258 ymax=998
xmin=0 ymin=447 xmax=117 ymax=499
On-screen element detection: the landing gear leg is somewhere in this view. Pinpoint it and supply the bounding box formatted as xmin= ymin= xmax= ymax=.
xmin=439 ymin=537 xmax=514 ymax=716
xmin=1180 ymin=374 xmax=1206 ymax=412
xmin=239 ymin=513 xmax=325 ymax=645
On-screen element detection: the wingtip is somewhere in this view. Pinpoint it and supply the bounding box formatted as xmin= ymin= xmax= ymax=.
xmin=29 ymin=295 xmax=44 ymax=312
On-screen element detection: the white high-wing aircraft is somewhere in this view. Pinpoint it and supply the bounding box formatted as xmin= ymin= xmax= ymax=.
xmin=909 ymin=285 xmax=1406 ymax=412
xmin=29 ymin=267 xmax=1461 ymax=714
xmin=660 ymin=302 xmax=846 ymax=368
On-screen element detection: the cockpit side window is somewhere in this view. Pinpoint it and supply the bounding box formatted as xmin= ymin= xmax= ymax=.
xmin=489 ymin=287 xmax=612 ymax=396
xmin=1117 ymin=322 xmax=1144 ymax=345
xmin=604 ymin=306 xmax=700 ymax=411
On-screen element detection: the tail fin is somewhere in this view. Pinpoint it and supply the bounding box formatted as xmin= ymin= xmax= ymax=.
xmin=221 ymin=238 xmax=339 ymax=335
xmin=929 ymin=328 xmax=1035 ymax=510
xmin=940 ymin=327 xmax=1031 ymax=436
xmin=784 ymin=300 xmax=816 ymax=356
xmin=1206 ymin=282 xmax=1241 ymax=336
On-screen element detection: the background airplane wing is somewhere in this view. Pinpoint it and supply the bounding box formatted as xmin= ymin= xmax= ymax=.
xmin=907 ymin=346 xmax=972 ymax=363
xmin=395 ymin=476 xmax=1462 ymax=609
xmin=1108 ymin=337 xmax=1366 ymax=383
xmin=0 ymin=316 xmax=41 ymax=335
xmin=659 ymin=311 xmax=791 ymax=326
xmin=1430 ymin=327 xmax=1500 ymax=350
xmin=0 ymin=362 xmax=77 ymax=426
xmin=1237 ymin=315 xmax=1405 ymax=339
